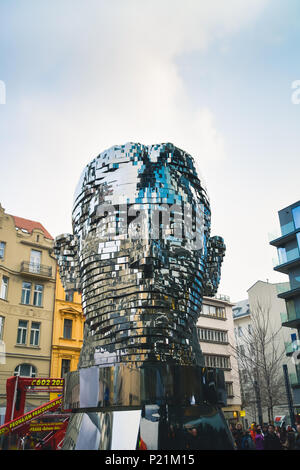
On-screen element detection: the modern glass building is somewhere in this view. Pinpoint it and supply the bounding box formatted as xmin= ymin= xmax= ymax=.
xmin=270 ymin=200 xmax=300 ymax=405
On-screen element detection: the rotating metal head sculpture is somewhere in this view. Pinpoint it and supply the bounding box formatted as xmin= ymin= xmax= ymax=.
xmin=54 ymin=142 xmax=225 ymax=370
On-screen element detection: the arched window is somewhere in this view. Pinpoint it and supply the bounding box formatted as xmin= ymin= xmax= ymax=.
xmin=14 ymin=364 xmax=37 ymax=377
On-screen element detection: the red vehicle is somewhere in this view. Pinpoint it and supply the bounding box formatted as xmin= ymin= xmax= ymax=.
xmin=0 ymin=376 xmax=70 ymax=450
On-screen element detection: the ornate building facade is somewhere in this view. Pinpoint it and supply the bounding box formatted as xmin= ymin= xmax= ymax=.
xmin=50 ymin=268 xmax=84 ymax=400
xmin=0 ymin=203 xmax=56 ymax=420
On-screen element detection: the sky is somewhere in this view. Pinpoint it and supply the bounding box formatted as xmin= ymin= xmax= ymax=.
xmin=0 ymin=0 xmax=299 ymax=303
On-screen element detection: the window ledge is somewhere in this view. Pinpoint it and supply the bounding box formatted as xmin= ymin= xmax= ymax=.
xmin=15 ymin=344 xmax=41 ymax=349
xmin=198 ymin=314 xmax=227 ymax=321
xmin=19 ymin=303 xmax=43 ymax=308
xmin=199 ymin=340 xmax=229 ymax=345
xmin=59 ymin=337 xmax=76 ymax=341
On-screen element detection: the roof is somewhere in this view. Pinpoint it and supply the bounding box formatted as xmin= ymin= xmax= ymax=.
xmin=232 ymin=299 xmax=250 ymax=318
xmin=11 ymin=215 xmax=53 ymax=240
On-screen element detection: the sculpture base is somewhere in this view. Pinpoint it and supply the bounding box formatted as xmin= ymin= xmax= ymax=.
xmin=62 ymin=405 xmax=234 ymax=450
xmin=62 ymin=363 xmax=227 ymax=411
xmin=61 ymin=364 xmax=234 ymax=450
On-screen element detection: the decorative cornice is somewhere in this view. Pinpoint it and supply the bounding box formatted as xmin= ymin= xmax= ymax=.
xmin=58 ymin=307 xmax=81 ymax=317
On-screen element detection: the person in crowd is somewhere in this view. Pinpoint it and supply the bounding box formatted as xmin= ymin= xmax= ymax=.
xmin=263 ymin=424 xmax=282 ymax=450
xmin=232 ymin=422 xmax=244 ymax=450
xmin=262 ymin=424 xmax=269 ymax=437
xmin=241 ymin=430 xmax=255 ymax=450
xmin=185 ymin=427 xmax=201 ymax=450
xmin=250 ymin=422 xmax=257 ymax=442
xmin=275 ymin=425 xmax=281 ymax=438
xmin=295 ymin=424 xmax=300 ymax=450
xmin=279 ymin=425 xmax=287 ymax=447
xmin=254 ymin=428 xmax=264 ymax=450
xmin=282 ymin=426 xmax=296 ymax=450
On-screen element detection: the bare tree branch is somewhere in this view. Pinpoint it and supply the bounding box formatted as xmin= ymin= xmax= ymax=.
xmin=231 ymin=301 xmax=286 ymax=421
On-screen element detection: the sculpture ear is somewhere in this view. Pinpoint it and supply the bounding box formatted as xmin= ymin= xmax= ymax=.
xmin=203 ymin=236 xmax=226 ymax=297
xmin=54 ymin=233 xmax=81 ymax=293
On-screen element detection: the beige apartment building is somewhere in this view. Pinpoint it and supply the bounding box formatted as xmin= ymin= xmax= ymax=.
xmin=233 ymin=280 xmax=299 ymax=425
xmin=0 ymin=204 xmax=56 ymax=421
xmin=197 ymin=295 xmax=242 ymax=425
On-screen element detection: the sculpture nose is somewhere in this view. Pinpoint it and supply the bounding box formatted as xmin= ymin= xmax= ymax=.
xmin=129 ymin=240 xmax=165 ymax=272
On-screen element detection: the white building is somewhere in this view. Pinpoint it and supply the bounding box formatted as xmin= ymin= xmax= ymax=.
xmin=197 ymin=295 xmax=242 ymax=425
xmin=233 ymin=280 xmax=299 ymax=425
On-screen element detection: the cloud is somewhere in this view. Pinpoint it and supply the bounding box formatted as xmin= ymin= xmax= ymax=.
xmin=0 ymin=0 xmax=269 ymax=235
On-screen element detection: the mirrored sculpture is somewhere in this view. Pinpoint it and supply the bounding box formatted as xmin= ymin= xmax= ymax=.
xmin=54 ymin=142 xmax=234 ymax=450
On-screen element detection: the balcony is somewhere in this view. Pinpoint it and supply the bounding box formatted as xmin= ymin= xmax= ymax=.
xmin=276 ymin=281 xmax=300 ymax=300
xmin=269 ymin=221 xmax=297 ymax=246
xmin=213 ymin=294 xmax=230 ymax=302
xmin=276 ymin=282 xmax=291 ymax=295
xmin=273 ymin=247 xmax=300 ymax=274
xmin=20 ymin=261 xmax=52 ymax=279
xmin=280 ymin=307 xmax=300 ymax=329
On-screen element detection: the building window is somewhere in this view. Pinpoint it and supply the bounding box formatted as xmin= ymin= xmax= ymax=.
xmin=292 ymin=206 xmax=300 ymax=230
xmin=33 ymin=284 xmax=43 ymax=307
xmin=63 ymin=319 xmax=72 ymax=339
xmin=0 ymin=276 xmax=8 ymax=300
xmin=201 ymin=304 xmax=226 ymax=319
xmin=14 ymin=364 xmax=36 ymax=377
xmin=61 ymin=359 xmax=71 ymax=377
xmin=17 ymin=320 xmax=28 ymax=345
xmin=30 ymin=322 xmax=40 ymax=346
xmin=198 ymin=327 xmax=228 ymax=343
xmin=247 ymin=324 xmax=252 ymax=334
xmin=226 ymin=382 xmax=234 ymax=397
xmin=0 ymin=316 xmax=4 ymax=340
xmin=65 ymin=291 xmax=74 ymax=302
xmin=0 ymin=242 xmax=5 ymax=259
xmin=204 ymin=354 xmax=231 ymax=369
xmin=297 ymin=233 xmax=300 ymax=253
xmin=241 ymin=369 xmax=248 ymax=384
xmin=238 ymin=326 xmax=242 ymax=337
xmin=30 ymin=249 xmax=41 ymax=273
xmin=21 ymin=282 xmax=32 ymax=305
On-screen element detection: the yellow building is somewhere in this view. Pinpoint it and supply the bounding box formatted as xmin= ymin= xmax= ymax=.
xmin=50 ymin=267 xmax=84 ymax=388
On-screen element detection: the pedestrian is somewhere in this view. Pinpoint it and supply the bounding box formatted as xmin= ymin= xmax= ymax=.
xmin=263 ymin=424 xmax=282 ymax=450
xmin=262 ymin=424 xmax=268 ymax=437
xmin=250 ymin=422 xmax=257 ymax=442
xmin=275 ymin=425 xmax=281 ymax=438
xmin=295 ymin=424 xmax=300 ymax=450
xmin=229 ymin=423 xmax=235 ymax=434
xmin=232 ymin=423 xmax=243 ymax=450
xmin=254 ymin=428 xmax=264 ymax=450
xmin=279 ymin=425 xmax=287 ymax=447
xmin=241 ymin=430 xmax=255 ymax=450
xmin=282 ymin=426 xmax=296 ymax=450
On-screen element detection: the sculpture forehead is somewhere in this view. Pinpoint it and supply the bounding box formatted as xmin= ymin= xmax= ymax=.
xmin=73 ymin=142 xmax=210 ymax=218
